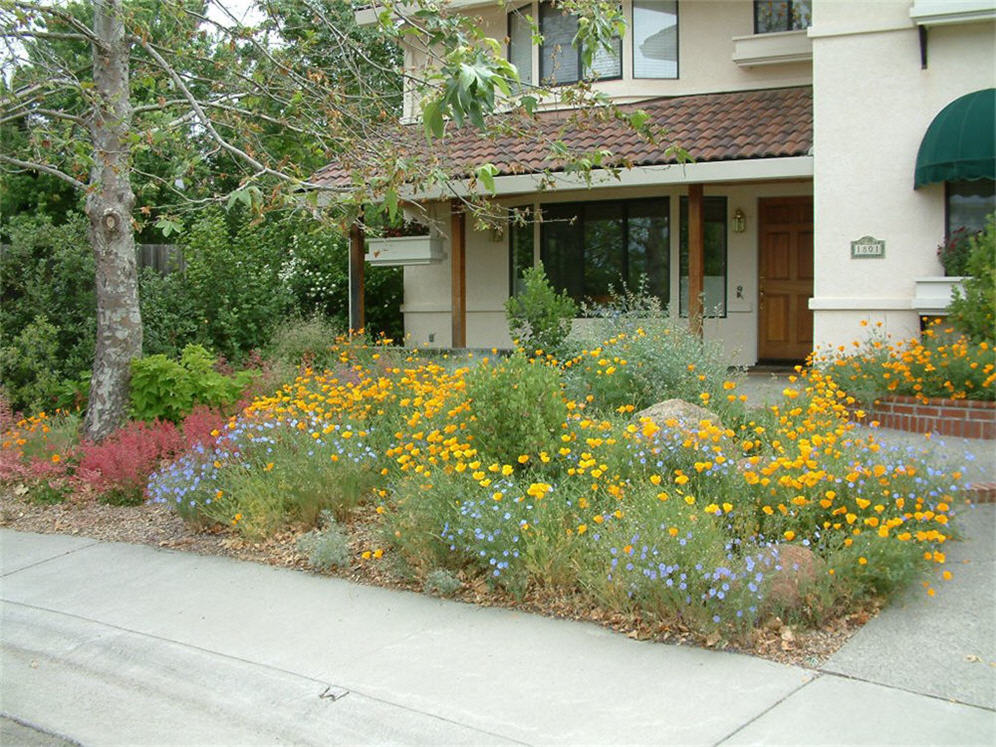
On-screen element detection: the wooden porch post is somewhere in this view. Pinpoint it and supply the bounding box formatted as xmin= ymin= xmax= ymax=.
xmin=687 ymin=184 xmax=704 ymax=337
xmin=450 ymin=199 xmax=467 ymax=348
xmin=348 ymin=219 xmax=365 ymax=334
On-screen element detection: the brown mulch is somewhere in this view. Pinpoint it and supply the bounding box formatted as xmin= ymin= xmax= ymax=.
xmin=0 ymin=491 xmax=880 ymax=670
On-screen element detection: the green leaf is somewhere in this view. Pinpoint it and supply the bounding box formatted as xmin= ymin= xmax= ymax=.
xmin=423 ymin=100 xmax=444 ymax=139
xmin=475 ymin=163 xmax=498 ymax=193
xmin=629 ymin=109 xmax=650 ymax=131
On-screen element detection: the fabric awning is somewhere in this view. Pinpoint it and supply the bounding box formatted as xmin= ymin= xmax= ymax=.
xmin=915 ymin=88 xmax=996 ymax=188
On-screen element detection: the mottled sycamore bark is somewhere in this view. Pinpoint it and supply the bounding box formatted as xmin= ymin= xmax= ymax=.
xmin=83 ymin=0 xmax=141 ymax=442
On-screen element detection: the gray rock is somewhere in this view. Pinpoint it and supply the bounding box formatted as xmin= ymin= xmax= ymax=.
xmin=634 ymin=398 xmax=724 ymax=431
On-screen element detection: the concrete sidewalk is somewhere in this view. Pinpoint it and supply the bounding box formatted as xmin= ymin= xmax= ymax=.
xmin=2 ymin=525 xmax=994 ymax=746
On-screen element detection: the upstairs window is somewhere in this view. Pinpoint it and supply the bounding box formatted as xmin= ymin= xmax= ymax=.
xmin=754 ymin=0 xmax=811 ymax=34
xmin=508 ymin=6 xmax=534 ymax=87
xmin=633 ymin=0 xmax=678 ymax=79
xmin=539 ymin=2 xmax=622 ymax=85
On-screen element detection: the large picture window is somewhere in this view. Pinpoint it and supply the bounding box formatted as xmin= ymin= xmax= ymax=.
xmin=539 ymin=2 xmax=622 ymax=85
xmin=679 ymin=196 xmax=727 ymax=317
xmin=633 ymin=0 xmax=678 ymax=79
xmin=754 ymin=0 xmax=811 ymax=34
xmin=539 ymin=199 xmax=669 ymax=305
xmin=947 ymin=180 xmax=995 ymax=236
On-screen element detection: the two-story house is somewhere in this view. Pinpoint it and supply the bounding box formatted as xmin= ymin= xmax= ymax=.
xmin=316 ymin=0 xmax=995 ymax=365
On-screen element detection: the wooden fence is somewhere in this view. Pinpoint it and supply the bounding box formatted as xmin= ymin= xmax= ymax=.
xmin=1 ymin=243 xmax=184 ymax=275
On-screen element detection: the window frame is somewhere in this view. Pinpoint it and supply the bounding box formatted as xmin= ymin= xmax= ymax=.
xmin=631 ymin=0 xmax=680 ymax=80
xmin=753 ymin=0 xmax=811 ymax=34
xmin=678 ymin=195 xmax=728 ymax=319
xmin=537 ymin=197 xmax=670 ymax=306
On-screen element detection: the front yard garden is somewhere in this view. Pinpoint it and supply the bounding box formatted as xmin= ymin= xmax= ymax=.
xmin=4 ymin=291 xmax=991 ymax=660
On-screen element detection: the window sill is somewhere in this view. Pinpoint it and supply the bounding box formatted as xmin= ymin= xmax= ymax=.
xmin=731 ymin=29 xmax=812 ymax=67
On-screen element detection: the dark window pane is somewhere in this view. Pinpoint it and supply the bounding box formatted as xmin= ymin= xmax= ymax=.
xmin=791 ymin=0 xmax=811 ymax=29
xmin=948 ymin=180 xmax=995 ymax=235
xmin=754 ymin=0 xmax=810 ymax=33
xmin=633 ymin=0 xmax=678 ymax=79
xmin=509 ymin=208 xmax=535 ymax=296
xmin=583 ymin=202 xmax=626 ymax=302
xmin=541 ymin=204 xmax=584 ymax=300
xmin=508 ymin=7 xmax=534 ymax=87
xmin=627 ymin=201 xmax=670 ymax=301
xmin=679 ymin=196 xmax=727 ymax=317
xmin=540 ymin=4 xmax=580 ymax=84
xmin=587 ymin=35 xmax=622 ymax=79
xmin=539 ymin=199 xmax=669 ymax=306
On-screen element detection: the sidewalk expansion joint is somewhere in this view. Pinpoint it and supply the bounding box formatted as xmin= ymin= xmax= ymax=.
xmin=814 ymin=668 xmax=996 ymax=713
xmin=1 ymin=599 xmax=531 ymax=746
xmin=710 ymin=673 xmax=822 ymax=746
xmin=1 ymin=540 xmax=101 ymax=578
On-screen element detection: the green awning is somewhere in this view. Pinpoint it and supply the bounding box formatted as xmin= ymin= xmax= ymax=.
xmin=914 ymin=88 xmax=995 ymax=188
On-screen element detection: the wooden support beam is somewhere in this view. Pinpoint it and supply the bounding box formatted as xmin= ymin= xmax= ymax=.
xmin=688 ymin=184 xmax=704 ymax=337
xmin=348 ymin=220 xmax=365 ymax=334
xmin=450 ymin=200 xmax=467 ymax=348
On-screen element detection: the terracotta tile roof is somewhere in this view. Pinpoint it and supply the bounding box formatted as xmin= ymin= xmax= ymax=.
xmin=313 ymin=86 xmax=812 ymax=190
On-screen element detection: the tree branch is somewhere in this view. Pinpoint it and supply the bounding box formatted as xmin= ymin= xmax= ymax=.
xmin=0 ymin=153 xmax=85 ymax=190
xmin=9 ymin=0 xmax=107 ymax=49
xmin=132 ymin=34 xmax=336 ymax=191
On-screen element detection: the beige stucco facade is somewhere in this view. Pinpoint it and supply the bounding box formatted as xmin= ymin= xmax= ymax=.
xmin=366 ymin=0 xmax=995 ymax=364
xmin=810 ymin=3 xmax=995 ymax=350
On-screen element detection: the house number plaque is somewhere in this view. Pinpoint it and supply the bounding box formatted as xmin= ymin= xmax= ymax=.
xmin=850 ymin=236 xmax=885 ymax=259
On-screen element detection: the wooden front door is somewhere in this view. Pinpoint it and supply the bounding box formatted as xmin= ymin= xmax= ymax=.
xmin=758 ymin=197 xmax=814 ymax=362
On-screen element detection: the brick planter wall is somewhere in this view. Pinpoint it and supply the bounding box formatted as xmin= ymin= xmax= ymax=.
xmin=853 ymin=395 xmax=996 ymax=440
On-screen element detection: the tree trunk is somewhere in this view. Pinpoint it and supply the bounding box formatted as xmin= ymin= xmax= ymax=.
xmin=83 ymin=0 xmax=141 ymax=442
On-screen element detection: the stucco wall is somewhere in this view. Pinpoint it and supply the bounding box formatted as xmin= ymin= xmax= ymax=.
xmin=402 ymin=179 xmax=814 ymax=365
xmin=400 ymin=0 xmax=813 ymax=119
xmin=810 ymin=5 xmax=995 ymax=350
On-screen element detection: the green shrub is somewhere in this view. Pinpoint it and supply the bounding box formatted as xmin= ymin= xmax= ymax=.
xmin=283 ymin=226 xmax=403 ymax=341
xmin=177 ymin=210 xmax=294 ymax=361
xmin=424 ymin=568 xmax=462 ymax=596
xmin=0 ymin=213 xmax=95 ymax=412
xmin=297 ymin=512 xmax=352 ymax=571
xmin=266 ymin=315 xmax=341 ymax=367
xmin=130 ymin=344 xmax=250 ymax=422
xmin=505 ymin=266 xmax=577 ymax=357
xmin=948 ymin=214 xmax=995 ymax=343
xmin=566 ymin=286 xmax=745 ymax=421
xmin=464 ymin=352 xmax=567 ymax=464
xmin=0 ymin=316 xmax=63 ymax=413
xmin=138 ymin=267 xmax=201 ymax=358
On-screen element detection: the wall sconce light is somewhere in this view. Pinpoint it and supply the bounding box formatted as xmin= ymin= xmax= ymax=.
xmin=732 ymin=208 xmax=746 ymax=234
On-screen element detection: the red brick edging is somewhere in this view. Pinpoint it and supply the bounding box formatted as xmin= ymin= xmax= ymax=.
xmin=967 ymin=483 xmax=996 ymax=504
xmin=852 ymin=395 xmax=996 ymax=440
